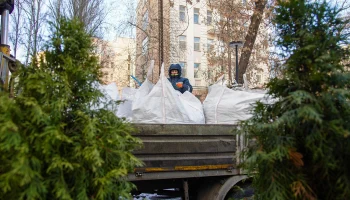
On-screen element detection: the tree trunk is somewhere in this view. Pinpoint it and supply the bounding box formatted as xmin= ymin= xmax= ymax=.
xmin=237 ymin=0 xmax=267 ymax=84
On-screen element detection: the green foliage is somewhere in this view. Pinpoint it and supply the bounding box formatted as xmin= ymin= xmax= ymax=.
xmin=0 ymin=18 xmax=142 ymax=199
xmin=240 ymin=0 xmax=350 ymax=199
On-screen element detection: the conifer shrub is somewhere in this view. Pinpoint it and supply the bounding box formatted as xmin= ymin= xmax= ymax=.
xmin=240 ymin=0 xmax=350 ymax=199
xmin=0 ymin=18 xmax=142 ymax=199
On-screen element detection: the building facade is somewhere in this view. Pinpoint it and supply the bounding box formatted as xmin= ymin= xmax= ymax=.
xmin=94 ymin=37 xmax=137 ymax=92
xmin=136 ymin=0 xmax=270 ymax=97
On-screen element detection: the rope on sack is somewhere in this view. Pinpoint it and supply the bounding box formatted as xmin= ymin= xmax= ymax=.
xmin=160 ymin=63 xmax=166 ymax=124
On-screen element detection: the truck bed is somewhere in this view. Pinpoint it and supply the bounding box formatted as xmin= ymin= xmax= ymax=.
xmin=128 ymin=124 xmax=239 ymax=181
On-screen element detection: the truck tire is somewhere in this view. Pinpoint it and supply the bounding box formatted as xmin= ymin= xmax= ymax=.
xmin=196 ymin=175 xmax=249 ymax=200
xmin=226 ymin=182 xmax=254 ymax=199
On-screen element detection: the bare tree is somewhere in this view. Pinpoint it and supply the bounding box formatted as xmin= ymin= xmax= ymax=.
xmin=203 ymin=0 xmax=272 ymax=87
xmin=47 ymin=0 xmax=63 ymax=27
xmin=21 ymin=0 xmax=46 ymax=65
xmin=66 ymin=0 xmax=108 ymax=36
xmin=47 ymin=0 xmax=118 ymax=39
xmin=10 ymin=0 xmax=24 ymax=57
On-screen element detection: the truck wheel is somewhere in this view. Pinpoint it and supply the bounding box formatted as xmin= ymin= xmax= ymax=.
xmin=196 ymin=175 xmax=250 ymax=200
xmin=225 ymin=182 xmax=254 ymax=200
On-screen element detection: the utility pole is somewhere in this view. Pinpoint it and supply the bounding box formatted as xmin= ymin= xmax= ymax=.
xmin=127 ymin=54 xmax=131 ymax=86
xmin=228 ymin=45 xmax=232 ymax=85
xmin=158 ymin=0 xmax=163 ymax=75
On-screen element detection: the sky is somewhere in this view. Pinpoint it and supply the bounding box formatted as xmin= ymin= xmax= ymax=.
xmin=104 ymin=0 xmax=138 ymax=40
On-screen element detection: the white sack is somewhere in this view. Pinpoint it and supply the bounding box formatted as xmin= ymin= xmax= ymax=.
xmin=92 ymin=82 xmax=120 ymax=111
xmin=117 ymin=80 xmax=155 ymax=120
xmin=203 ymin=84 xmax=266 ymax=124
xmin=179 ymin=91 xmax=205 ymax=124
xmin=116 ymin=87 xmax=137 ymax=119
xmin=132 ymin=64 xmax=205 ymax=124
xmin=121 ymin=87 xmax=137 ymax=100
xmin=116 ymin=61 xmax=155 ymax=120
xmin=98 ymin=82 xmax=120 ymax=101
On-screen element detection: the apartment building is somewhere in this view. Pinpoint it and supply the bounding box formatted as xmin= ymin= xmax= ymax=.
xmin=136 ymin=0 xmax=269 ymax=97
xmin=94 ymin=37 xmax=137 ymax=92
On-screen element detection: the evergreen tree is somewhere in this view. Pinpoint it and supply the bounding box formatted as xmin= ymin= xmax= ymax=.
xmin=0 ymin=18 xmax=142 ymax=199
xmin=240 ymin=0 xmax=350 ymax=199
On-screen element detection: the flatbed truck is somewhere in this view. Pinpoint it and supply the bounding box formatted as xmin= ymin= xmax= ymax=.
xmin=128 ymin=124 xmax=252 ymax=200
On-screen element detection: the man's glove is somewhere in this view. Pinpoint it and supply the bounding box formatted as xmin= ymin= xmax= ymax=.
xmin=176 ymin=82 xmax=183 ymax=88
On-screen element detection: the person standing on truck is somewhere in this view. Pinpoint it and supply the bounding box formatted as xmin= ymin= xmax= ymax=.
xmin=168 ymin=63 xmax=193 ymax=93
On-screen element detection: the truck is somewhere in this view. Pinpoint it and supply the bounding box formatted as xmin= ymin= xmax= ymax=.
xmin=128 ymin=124 xmax=252 ymax=200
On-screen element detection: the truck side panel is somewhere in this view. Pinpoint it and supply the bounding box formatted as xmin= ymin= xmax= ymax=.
xmin=129 ymin=124 xmax=238 ymax=181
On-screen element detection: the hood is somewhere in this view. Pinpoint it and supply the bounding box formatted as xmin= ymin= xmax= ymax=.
xmin=168 ymin=63 xmax=182 ymax=77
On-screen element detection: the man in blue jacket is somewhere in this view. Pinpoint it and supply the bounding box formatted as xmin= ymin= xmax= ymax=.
xmin=168 ymin=63 xmax=193 ymax=93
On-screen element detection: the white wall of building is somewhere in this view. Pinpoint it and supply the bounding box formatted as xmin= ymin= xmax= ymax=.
xmin=170 ymin=0 xmax=210 ymax=86
xmin=97 ymin=37 xmax=137 ymax=90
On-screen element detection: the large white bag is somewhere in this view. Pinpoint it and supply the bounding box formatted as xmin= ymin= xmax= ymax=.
xmin=93 ymin=82 xmax=120 ymax=112
xmin=116 ymin=61 xmax=155 ymax=120
xmin=116 ymin=87 xmax=136 ymax=119
xmin=98 ymin=82 xmax=120 ymax=101
xmin=203 ymin=83 xmax=266 ymax=124
xmin=132 ymin=64 xmax=205 ymax=124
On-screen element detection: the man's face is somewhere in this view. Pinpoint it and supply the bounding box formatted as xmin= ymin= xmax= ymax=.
xmin=171 ymin=69 xmax=179 ymax=76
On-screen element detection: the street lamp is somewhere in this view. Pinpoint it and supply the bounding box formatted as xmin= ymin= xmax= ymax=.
xmin=229 ymin=41 xmax=243 ymax=84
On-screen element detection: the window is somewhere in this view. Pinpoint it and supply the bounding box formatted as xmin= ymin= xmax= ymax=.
xmin=142 ymin=37 xmax=148 ymax=55
xmin=179 ymin=5 xmax=186 ymax=22
xmin=221 ymin=66 xmax=225 ymax=73
xmin=257 ymin=74 xmax=261 ymax=83
xmin=142 ymin=11 xmax=148 ymax=30
xmin=179 ymin=35 xmax=186 ymax=50
xmin=207 ymin=10 xmax=212 ymax=25
xmin=207 ymin=39 xmax=214 ymax=52
xmin=208 ymin=69 xmax=213 ymax=80
xmin=218 ymin=41 xmax=225 ymax=53
xmin=179 ymin=62 xmax=187 ymax=77
xmin=194 ymin=8 xmax=199 ymax=24
xmin=194 ymin=63 xmax=200 ymax=78
xmin=194 ymin=37 xmax=200 ymax=51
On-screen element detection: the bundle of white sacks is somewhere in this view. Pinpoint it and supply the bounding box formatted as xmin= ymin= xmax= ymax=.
xmin=99 ymin=63 xmax=273 ymax=124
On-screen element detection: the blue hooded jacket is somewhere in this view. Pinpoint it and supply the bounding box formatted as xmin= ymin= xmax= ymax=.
xmin=168 ymin=64 xmax=193 ymax=93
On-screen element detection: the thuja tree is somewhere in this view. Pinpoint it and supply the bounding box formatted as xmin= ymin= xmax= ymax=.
xmin=0 ymin=18 xmax=142 ymax=199
xmin=240 ymin=0 xmax=350 ymax=199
